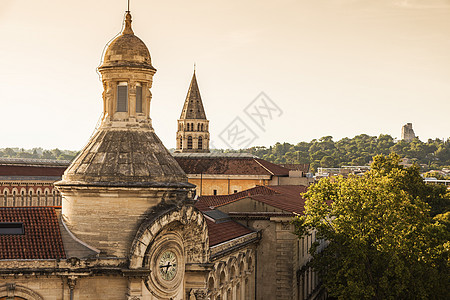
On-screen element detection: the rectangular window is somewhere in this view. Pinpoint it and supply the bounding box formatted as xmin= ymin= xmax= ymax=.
xmin=213 ymin=190 xmax=217 ymax=195
xmin=136 ymin=84 xmax=142 ymax=113
xmin=117 ymin=84 xmax=128 ymax=112
xmin=0 ymin=222 xmax=24 ymax=235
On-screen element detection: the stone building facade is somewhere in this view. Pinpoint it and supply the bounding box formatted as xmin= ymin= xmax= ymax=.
xmin=197 ymin=186 xmax=326 ymax=300
xmin=0 ymin=158 xmax=64 ymax=207
xmin=174 ymin=153 xmax=312 ymax=196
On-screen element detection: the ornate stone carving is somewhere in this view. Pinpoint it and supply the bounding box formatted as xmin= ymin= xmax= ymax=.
xmin=281 ymin=222 xmax=291 ymax=231
xmin=194 ymin=289 xmax=208 ymax=300
xmin=0 ymin=284 xmax=44 ymax=300
xmin=67 ymin=276 xmax=77 ymax=290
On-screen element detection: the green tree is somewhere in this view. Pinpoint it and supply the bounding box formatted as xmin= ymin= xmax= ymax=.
xmin=3 ymin=148 xmax=16 ymax=157
xmin=293 ymin=154 xmax=450 ymax=299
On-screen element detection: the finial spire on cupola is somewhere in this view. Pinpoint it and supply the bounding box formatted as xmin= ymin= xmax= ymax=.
xmin=123 ymin=11 xmax=134 ymax=35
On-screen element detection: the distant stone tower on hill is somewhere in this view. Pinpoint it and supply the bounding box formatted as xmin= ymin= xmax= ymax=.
xmin=401 ymin=123 xmax=416 ymax=142
xmin=175 ymin=70 xmax=210 ymax=153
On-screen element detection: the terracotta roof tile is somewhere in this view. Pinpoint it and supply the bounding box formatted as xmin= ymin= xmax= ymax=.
xmin=0 ymin=207 xmax=66 ymax=259
xmin=196 ymin=186 xmax=277 ymax=210
xmin=196 ymin=185 xmax=308 ymax=214
xmin=254 ymin=159 xmax=290 ymax=176
xmin=205 ymin=219 xmax=253 ymax=247
xmin=174 ymin=157 xmax=290 ymax=176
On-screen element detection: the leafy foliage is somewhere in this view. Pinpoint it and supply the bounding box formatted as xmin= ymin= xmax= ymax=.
xmin=293 ymin=154 xmax=450 ymax=299
xmin=0 ymin=148 xmax=78 ymax=161
xmin=240 ymin=135 xmax=450 ymax=172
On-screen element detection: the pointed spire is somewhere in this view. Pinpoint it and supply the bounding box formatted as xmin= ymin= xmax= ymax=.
xmin=180 ymin=71 xmax=207 ymax=120
xmin=123 ymin=11 xmax=134 ymax=35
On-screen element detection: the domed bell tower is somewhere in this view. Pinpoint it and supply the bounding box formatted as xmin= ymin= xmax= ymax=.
xmin=55 ymin=12 xmax=195 ymax=258
xmin=99 ymin=12 xmax=155 ymax=126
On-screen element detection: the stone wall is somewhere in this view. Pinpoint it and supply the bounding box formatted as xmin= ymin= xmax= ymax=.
xmin=401 ymin=123 xmax=416 ymax=142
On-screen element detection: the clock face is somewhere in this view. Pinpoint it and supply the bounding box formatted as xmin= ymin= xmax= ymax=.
xmin=158 ymin=250 xmax=177 ymax=281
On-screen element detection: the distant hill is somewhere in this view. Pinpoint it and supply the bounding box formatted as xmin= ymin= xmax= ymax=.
xmin=0 ymin=148 xmax=79 ymax=162
xmin=225 ymin=134 xmax=450 ymax=172
xmin=2 ymin=134 xmax=449 ymax=172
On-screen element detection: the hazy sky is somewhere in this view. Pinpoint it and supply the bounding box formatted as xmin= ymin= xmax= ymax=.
xmin=0 ymin=0 xmax=449 ymax=150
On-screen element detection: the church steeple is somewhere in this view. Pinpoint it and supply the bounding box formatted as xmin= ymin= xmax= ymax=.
xmin=176 ymin=70 xmax=210 ymax=153
xmin=180 ymin=71 xmax=207 ymax=120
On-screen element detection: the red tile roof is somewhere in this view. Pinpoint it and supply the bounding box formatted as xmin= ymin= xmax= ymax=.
xmin=0 ymin=158 xmax=68 ymax=177
xmin=254 ymin=159 xmax=290 ymax=176
xmin=174 ymin=157 xmax=290 ymax=176
xmin=196 ymin=186 xmax=277 ymax=210
xmin=205 ymin=219 xmax=253 ymax=247
xmin=0 ymin=207 xmax=66 ymax=259
xmin=196 ymin=185 xmax=308 ymax=214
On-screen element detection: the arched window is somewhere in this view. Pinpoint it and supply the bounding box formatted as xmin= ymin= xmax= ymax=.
xmin=230 ymin=266 xmax=236 ymax=279
xmin=135 ymin=83 xmax=143 ymax=113
xmin=21 ymin=190 xmax=25 ymax=203
xmin=117 ymin=82 xmax=128 ymax=112
xmin=179 ymin=137 xmax=183 ymax=149
xmin=3 ymin=190 xmax=8 ymax=205
xmin=208 ymin=277 xmax=215 ymax=291
xmin=186 ymin=123 xmax=190 ymax=131
xmin=29 ymin=190 xmax=33 ymax=204
xmin=45 ymin=190 xmax=48 ymax=202
xmin=219 ymin=271 xmax=226 ymax=286
xmin=197 ymin=123 xmax=200 ymax=131
xmin=12 ymin=191 xmax=16 ymax=205
xmin=191 ymin=123 xmax=194 ymax=131
xmin=198 ymin=136 xmax=203 ymax=150
xmin=187 ymin=136 xmax=193 ymax=150
xmin=201 ymin=124 xmax=204 ymax=131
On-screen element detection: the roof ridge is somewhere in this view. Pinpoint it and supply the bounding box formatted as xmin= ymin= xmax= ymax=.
xmin=253 ymin=158 xmax=274 ymax=176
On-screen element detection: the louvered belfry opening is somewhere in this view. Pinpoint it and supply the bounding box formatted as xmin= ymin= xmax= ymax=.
xmin=117 ymin=83 xmax=128 ymax=112
xmin=136 ymin=84 xmax=143 ymax=113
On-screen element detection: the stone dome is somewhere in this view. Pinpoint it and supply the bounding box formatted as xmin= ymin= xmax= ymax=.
xmin=100 ymin=13 xmax=155 ymax=70
xmin=57 ymin=128 xmax=191 ymax=188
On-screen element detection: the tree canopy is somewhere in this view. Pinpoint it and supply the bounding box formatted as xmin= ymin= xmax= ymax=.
xmin=0 ymin=147 xmax=78 ymax=161
xmin=240 ymin=135 xmax=450 ymax=172
xmin=293 ymin=154 xmax=450 ymax=299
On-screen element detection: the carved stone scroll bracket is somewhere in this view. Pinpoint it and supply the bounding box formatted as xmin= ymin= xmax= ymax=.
xmin=189 ymin=288 xmax=207 ymax=300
